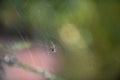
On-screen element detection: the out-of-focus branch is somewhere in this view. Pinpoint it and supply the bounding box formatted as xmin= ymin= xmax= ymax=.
xmin=3 ymin=54 xmax=64 ymax=80
xmin=0 ymin=42 xmax=64 ymax=80
xmin=14 ymin=61 xmax=63 ymax=80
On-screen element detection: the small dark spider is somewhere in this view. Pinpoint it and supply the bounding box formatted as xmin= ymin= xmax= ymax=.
xmin=49 ymin=40 xmax=56 ymax=53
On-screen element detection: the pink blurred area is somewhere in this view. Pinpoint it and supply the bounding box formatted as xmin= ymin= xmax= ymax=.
xmin=0 ymin=36 xmax=64 ymax=80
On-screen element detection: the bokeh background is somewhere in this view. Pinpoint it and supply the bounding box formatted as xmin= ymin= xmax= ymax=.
xmin=0 ymin=0 xmax=120 ymax=80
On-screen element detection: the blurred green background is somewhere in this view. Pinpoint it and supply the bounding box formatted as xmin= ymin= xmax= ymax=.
xmin=0 ymin=0 xmax=120 ymax=80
